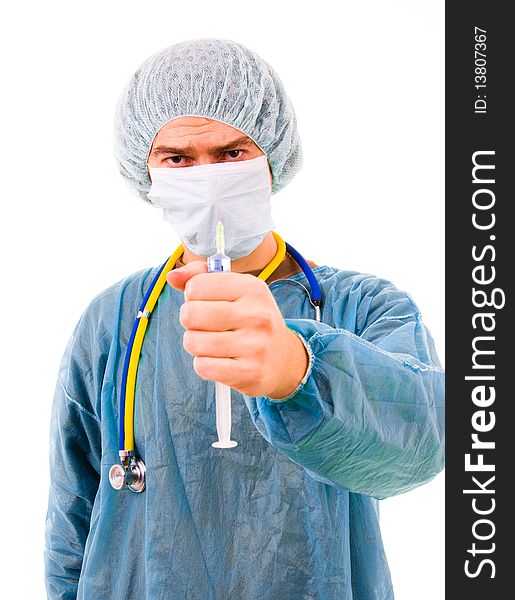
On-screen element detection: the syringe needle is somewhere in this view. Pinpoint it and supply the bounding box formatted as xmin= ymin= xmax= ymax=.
xmin=216 ymin=220 xmax=225 ymax=255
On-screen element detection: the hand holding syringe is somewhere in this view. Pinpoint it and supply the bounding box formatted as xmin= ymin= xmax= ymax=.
xmin=208 ymin=221 xmax=238 ymax=449
xmin=166 ymin=221 xmax=309 ymax=440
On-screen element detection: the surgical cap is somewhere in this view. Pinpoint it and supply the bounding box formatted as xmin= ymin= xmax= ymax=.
xmin=113 ymin=38 xmax=303 ymax=201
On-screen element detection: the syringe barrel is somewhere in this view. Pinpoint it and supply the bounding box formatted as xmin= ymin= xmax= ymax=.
xmin=207 ymin=253 xmax=231 ymax=273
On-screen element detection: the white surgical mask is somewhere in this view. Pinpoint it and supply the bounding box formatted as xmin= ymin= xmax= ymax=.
xmin=147 ymin=155 xmax=274 ymax=259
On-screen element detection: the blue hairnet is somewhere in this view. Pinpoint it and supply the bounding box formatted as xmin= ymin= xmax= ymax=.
xmin=113 ymin=38 xmax=303 ymax=201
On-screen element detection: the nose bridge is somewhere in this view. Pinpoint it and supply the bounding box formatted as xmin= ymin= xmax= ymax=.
xmin=193 ymin=132 xmax=230 ymax=163
xmin=195 ymin=150 xmax=221 ymax=165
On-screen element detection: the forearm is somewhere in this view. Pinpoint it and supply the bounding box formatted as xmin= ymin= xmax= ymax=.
xmin=245 ymin=318 xmax=445 ymax=498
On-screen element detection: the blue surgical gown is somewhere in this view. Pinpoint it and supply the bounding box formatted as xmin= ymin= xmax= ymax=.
xmin=44 ymin=264 xmax=445 ymax=600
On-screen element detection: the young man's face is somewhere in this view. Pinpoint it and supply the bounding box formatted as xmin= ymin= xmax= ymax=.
xmin=147 ymin=116 xmax=272 ymax=186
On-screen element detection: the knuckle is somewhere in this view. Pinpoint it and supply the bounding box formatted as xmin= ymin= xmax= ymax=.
xmin=252 ymin=342 xmax=267 ymax=362
xmin=256 ymin=277 xmax=271 ymax=296
xmin=256 ymin=276 xmax=269 ymax=291
xmin=243 ymin=273 xmax=265 ymax=294
xmin=253 ymin=309 xmax=275 ymax=331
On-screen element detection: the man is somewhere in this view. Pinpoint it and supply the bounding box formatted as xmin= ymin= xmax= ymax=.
xmin=44 ymin=38 xmax=444 ymax=599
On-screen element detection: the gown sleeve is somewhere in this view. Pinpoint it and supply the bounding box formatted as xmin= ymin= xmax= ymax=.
xmin=44 ymin=307 xmax=103 ymax=600
xmin=244 ymin=276 xmax=445 ymax=499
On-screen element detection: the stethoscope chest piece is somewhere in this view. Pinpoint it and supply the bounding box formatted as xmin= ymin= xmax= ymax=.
xmin=109 ymin=453 xmax=146 ymax=493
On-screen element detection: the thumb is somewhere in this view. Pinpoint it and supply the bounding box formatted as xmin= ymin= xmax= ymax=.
xmin=166 ymin=260 xmax=208 ymax=292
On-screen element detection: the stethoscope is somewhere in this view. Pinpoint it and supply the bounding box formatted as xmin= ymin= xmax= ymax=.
xmin=108 ymin=231 xmax=322 ymax=492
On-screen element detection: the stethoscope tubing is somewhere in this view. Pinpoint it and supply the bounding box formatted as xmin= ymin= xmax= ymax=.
xmin=118 ymin=258 xmax=170 ymax=451
xmin=117 ymin=238 xmax=320 ymax=453
xmin=284 ymin=242 xmax=322 ymax=302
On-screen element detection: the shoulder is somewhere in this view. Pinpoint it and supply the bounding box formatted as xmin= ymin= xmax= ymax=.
xmin=314 ymin=265 xmax=422 ymax=332
xmin=315 ymin=264 xmax=415 ymax=298
xmin=87 ymin=266 xmax=159 ymax=315
xmin=74 ymin=265 xmax=162 ymax=345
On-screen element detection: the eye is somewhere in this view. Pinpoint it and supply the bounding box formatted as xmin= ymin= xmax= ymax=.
xmin=166 ymin=156 xmax=183 ymax=165
xmin=225 ymin=149 xmax=243 ymax=159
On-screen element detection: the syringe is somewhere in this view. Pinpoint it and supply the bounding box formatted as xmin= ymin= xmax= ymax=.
xmin=208 ymin=221 xmax=238 ymax=449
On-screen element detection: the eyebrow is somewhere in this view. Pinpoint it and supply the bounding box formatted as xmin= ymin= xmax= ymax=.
xmin=150 ymin=135 xmax=255 ymax=156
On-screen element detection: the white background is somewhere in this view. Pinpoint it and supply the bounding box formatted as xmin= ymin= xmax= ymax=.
xmin=1 ymin=1 xmax=444 ymax=597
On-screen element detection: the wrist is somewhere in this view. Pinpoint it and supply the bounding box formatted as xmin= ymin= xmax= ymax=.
xmin=267 ymin=328 xmax=311 ymax=400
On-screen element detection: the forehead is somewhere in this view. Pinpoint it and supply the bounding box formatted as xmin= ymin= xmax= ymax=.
xmin=152 ymin=116 xmax=252 ymax=145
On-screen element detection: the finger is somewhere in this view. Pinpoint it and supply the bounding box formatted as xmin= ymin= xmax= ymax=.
xmin=166 ymin=261 xmax=208 ymax=292
xmin=183 ymin=271 xmax=262 ymax=301
xmin=183 ymin=330 xmax=253 ymax=358
xmin=179 ymin=300 xmax=249 ymax=331
xmin=193 ymin=356 xmax=256 ymax=389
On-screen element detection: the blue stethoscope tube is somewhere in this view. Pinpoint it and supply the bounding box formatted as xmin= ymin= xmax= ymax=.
xmin=285 ymin=242 xmax=322 ymax=303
